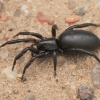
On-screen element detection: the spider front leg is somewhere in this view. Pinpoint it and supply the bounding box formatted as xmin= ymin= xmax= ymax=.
xmin=0 ymin=38 xmax=36 ymax=48
xmin=12 ymin=46 xmax=39 ymax=71
xmin=13 ymin=32 xmax=43 ymax=39
xmin=21 ymin=51 xmax=50 ymax=82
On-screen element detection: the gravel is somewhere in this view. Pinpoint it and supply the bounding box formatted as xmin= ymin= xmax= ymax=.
xmin=0 ymin=47 xmax=9 ymax=59
xmin=2 ymin=66 xmax=18 ymax=80
xmin=14 ymin=9 xmax=21 ymax=17
xmin=92 ymin=64 xmax=100 ymax=87
xmin=67 ymin=0 xmax=76 ymax=9
xmin=26 ymin=93 xmax=35 ymax=100
xmin=74 ymin=7 xmax=87 ymax=16
xmin=77 ymin=86 xmax=94 ymax=100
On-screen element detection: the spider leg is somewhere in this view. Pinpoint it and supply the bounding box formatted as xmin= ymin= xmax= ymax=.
xmin=12 ymin=46 xmax=39 ymax=71
xmin=21 ymin=51 xmax=50 ymax=81
xmin=0 ymin=38 xmax=36 ymax=48
xmin=13 ymin=32 xmax=43 ymax=39
xmin=53 ymin=51 xmax=57 ymax=77
xmin=67 ymin=48 xmax=100 ymax=63
xmin=66 ymin=23 xmax=100 ymax=30
xmin=52 ymin=25 xmax=57 ymax=38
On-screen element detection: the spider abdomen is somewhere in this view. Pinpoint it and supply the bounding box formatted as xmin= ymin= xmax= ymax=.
xmin=59 ymin=30 xmax=100 ymax=50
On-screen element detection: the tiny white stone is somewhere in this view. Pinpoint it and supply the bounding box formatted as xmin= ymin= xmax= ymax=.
xmin=0 ymin=47 xmax=9 ymax=59
xmin=21 ymin=4 xmax=29 ymax=14
xmin=24 ymin=9 xmax=29 ymax=14
xmin=71 ymin=83 xmax=76 ymax=89
xmin=26 ymin=93 xmax=35 ymax=100
xmin=68 ymin=0 xmax=76 ymax=9
xmin=96 ymin=2 xmax=100 ymax=8
xmin=2 ymin=66 xmax=18 ymax=80
xmin=21 ymin=4 xmax=28 ymax=11
xmin=92 ymin=64 xmax=100 ymax=86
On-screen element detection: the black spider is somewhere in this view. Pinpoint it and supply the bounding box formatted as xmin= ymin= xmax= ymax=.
xmin=0 ymin=23 xmax=100 ymax=81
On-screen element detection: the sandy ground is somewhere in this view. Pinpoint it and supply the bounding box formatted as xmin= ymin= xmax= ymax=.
xmin=0 ymin=0 xmax=100 ymax=100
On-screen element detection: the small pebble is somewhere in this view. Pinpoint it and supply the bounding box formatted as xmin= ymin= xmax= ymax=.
xmin=8 ymin=28 xmax=13 ymax=31
xmin=21 ymin=4 xmax=28 ymax=10
xmin=13 ymin=90 xmax=19 ymax=94
xmin=15 ymin=78 xmax=21 ymax=82
xmin=6 ymin=89 xmax=12 ymax=94
xmin=77 ymin=86 xmax=94 ymax=100
xmin=2 ymin=66 xmax=18 ymax=80
xmin=21 ymin=4 xmax=29 ymax=14
xmin=67 ymin=0 xmax=76 ymax=9
xmin=0 ymin=3 xmax=5 ymax=12
xmin=17 ymin=74 xmax=22 ymax=78
xmin=92 ymin=64 xmax=100 ymax=87
xmin=24 ymin=9 xmax=29 ymax=14
xmin=66 ymin=15 xmax=80 ymax=24
xmin=0 ymin=13 xmax=7 ymax=21
xmin=26 ymin=93 xmax=35 ymax=100
xmin=0 ymin=47 xmax=9 ymax=59
xmin=37 ymin=11 xmax=54 ymax=25
xmin=14 ymin=9 xmax=21 ymax=17
xmin=37 ymin=12 xmax=47 ymax=22
xmin=96 ymin=2 xmax=100 ymax=8
xmin=16 ymin=74 xmax=22 ymax=82
xmin=74 ymin=7 xmax=87 ymax=16
xmin=27 ymin=90 xmax=31 ymax=92
xmin=70 ymin=83 xmax=76 ymax=89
